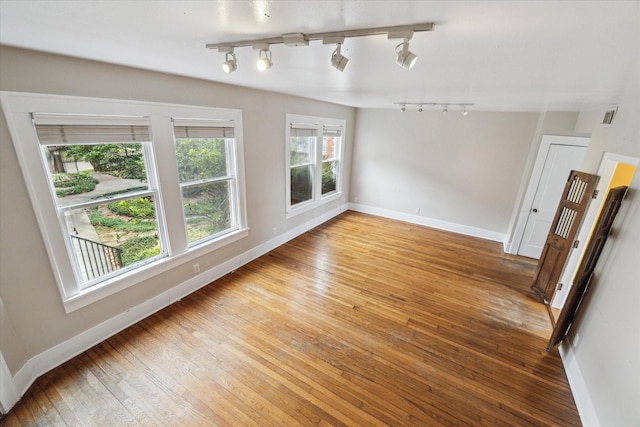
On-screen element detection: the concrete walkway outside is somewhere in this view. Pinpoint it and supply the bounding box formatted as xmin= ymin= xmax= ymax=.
xmin=57 ymin=172 xmax=148 ymax=208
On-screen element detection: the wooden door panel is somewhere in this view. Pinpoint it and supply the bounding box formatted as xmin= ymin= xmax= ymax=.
xmin=530 ymin=171 xmax=599 ymax=302
xmin=536 ymin=244 xmax=564 ymax=292
xmin=547 ymin=186 xmax=628 ymax=351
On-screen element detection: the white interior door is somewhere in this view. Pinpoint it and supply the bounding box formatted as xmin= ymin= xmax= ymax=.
xmin=518 ymin=143 xmax=588 ymax=258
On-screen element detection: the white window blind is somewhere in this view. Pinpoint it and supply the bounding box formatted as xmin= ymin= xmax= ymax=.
xmin=290 ymin=125 xmax=318 ymax=137
xmin=32 ymin=114 xmax=151 ymax=144
xmin=323 ymin=126 xmax=343 ymax=137
xmin=173 ymin=126 xmax=235 ymax=139
xmin=173 ymin=118 xmax=235 ymax=139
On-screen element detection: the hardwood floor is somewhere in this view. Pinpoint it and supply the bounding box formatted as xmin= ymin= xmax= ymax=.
xmin=2 ymin=211 xmax=581 ymax=426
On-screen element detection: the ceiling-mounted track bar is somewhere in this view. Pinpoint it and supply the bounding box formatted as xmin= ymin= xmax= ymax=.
xmin=393 ymin=102 xmax=475 ymax=107
xmin=205 ymin=22 xmax=434 ymax=50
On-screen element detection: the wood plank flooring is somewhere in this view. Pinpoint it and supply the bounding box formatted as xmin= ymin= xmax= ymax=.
xmin=1 ymin=211 xmax=581 ymax=426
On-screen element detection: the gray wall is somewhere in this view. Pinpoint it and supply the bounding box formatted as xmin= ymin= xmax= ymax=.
xmin=570 ymin=91 xmax=640 ymax=425
xmin=350 ymin=108 xmax=539 ymax=234
xmin=0 ymin=46 xmax=355 ymax=373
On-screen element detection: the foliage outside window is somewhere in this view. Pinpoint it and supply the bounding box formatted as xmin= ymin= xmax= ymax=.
xmin=286 ymin=114 xmax=345 ymax=218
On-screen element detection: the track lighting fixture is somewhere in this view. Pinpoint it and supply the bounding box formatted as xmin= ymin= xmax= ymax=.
xmin=222 ymin=51 xmax=237 ymax=74
xmin=331 ymin=44 xmax=349 ymax=72
xmin=256 ymin=47 xmax=273 ymax=72
xmin=207 ymin=23 xmax=434 ymax=74
xmin=393 ymin=102 xmax=474 ymax=114
xmin=395 ymin=39 xmax=418 ymax=70
xmin=218 ymin=47 xmax=237 ymax=74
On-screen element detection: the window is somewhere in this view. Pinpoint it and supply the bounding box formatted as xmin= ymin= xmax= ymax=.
xmin=173 ymin=120 xmax=239 ymax=245
xmin=1 ymin=92 xmax=248 ymax=312
xmin=286 ymin=114 xmax=345 ymax=217
xmin=33 ymin=115 xmax=164 ymax=287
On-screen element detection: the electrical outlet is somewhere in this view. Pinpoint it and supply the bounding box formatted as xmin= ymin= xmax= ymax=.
xmin=193 ymin=263 xmax=200 ymax=274
xmin=573 ymin=333 xmax=580 ymax=346
xmin=273 ymin=227 xmax=277 ymax=235
xmin=354 ymin=196 xmax=359 ymax=203
xmin=415 ymin=207 xmax=420 ymax=214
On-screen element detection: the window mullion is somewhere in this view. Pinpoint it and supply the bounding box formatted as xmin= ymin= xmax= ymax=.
xmin=56 ymin=189 xmax=156 ymax=213
xmin=179 ymin=176 xmax=232 ymax=190
xmin=225 ymin=138 xmax=243 ymax=228
xmin=291 ymin=161 xmax=313 ymax=168
xmin=149 ymin=116 xmax=188 ymax=256
xmin=314 ymin=125 xmax=323 ymax=201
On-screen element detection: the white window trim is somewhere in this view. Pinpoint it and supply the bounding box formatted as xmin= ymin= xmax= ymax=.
xmin=172 ymin=117 xmax=241 ymax=248
xmin=0 ymin=91 xmax=249 ymax=313
xmin=285 ymin=113 xmax=345 ymax=219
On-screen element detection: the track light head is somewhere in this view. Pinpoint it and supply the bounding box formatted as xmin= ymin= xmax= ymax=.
xmin=418 ymin=104 xmax=423 ymax=112
xmin=461 ymin=106 xmax=468 ymax=116
xmin=222 ymin=52 xmax=237 ymax=74
xmin=395 ymin=39 xmax=418 ymax=70
xmin=400 ymin=104 xmax=406 ymax=112
xmin=256 ymin=48 xmax=273 ymax=71
xmin=442 ymin=105 xmax=448 ymax=114
xmin=331 ymin=44 xmax=349 ymax=72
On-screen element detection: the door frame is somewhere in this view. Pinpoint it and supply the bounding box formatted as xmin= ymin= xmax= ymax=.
xmin=551 ymin=152 xmax=639 ymax=308
xmin=506 ymin=135 xmax=590 ymax=255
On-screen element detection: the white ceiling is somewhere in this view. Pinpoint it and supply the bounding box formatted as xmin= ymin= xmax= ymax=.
xmin=1 ymin=1 xmax=638 ymax=111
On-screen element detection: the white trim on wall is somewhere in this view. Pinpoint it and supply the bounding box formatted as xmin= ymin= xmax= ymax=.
xmin=0 ymin=203 xmax=348 ymax=414
xmin=0 ymin=350 xmax=20 ymax=414
xmin=559 ymin=342 xmax=601 ymax=427
xmin=349 ymin=203 xmax=506 ymax=242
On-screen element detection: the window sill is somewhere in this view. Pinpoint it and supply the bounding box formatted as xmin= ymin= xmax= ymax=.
xmin=286 ymin=191 xmax=343 ymax=219
xmin=62 ymin=227 xmax=249 ymax=313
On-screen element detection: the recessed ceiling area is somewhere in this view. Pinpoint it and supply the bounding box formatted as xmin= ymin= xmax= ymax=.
xmin=0 ymin=0 xmax=638 ymax=111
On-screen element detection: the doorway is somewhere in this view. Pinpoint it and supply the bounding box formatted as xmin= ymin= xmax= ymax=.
xmin=512 ymin=135 xmax=589 ymax=258
xmin=550 ymin=153 xmax=639 ymax=313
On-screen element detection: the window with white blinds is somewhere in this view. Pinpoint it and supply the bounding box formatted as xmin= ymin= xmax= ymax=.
xmin=173 ymin=119 xmax=241 ymax=245
xmin=285 ymin=114 xmax=345 ymax=218
xmin=1 ymin=92 xmax=248 ymax=312
xmin=31 ymin=113 xmax=162 ymax=288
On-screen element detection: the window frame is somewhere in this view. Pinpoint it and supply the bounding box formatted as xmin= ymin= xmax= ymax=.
xmin=285 ymin=114 xmax=345 ymax=218
xmin=1 ymin=91 xmax=249 ymax=313
xmin=172 ymin=118 xmax=241 ymax=247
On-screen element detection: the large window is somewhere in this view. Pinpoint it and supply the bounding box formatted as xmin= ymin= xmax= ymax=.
xmin=1 ymin=92 xmax=248 ymax=312
xmin=286 ymin=114 xmax=345 ymax=217
xmin=34 ymin=115 xmax=163 ymax=287
xmin=173 ymin=120 xmax=239 ymax=245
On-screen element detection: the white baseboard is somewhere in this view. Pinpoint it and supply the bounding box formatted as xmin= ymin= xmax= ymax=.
xmin=1 ymin=203 xmax=348 ymax=414
xmin=0 ymin=350 xmax=20 ymax=414
xmin=348 ymin=203 xmax=506 ymax=243
xmin=559 ymin=342 xmax=600 ymax=427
